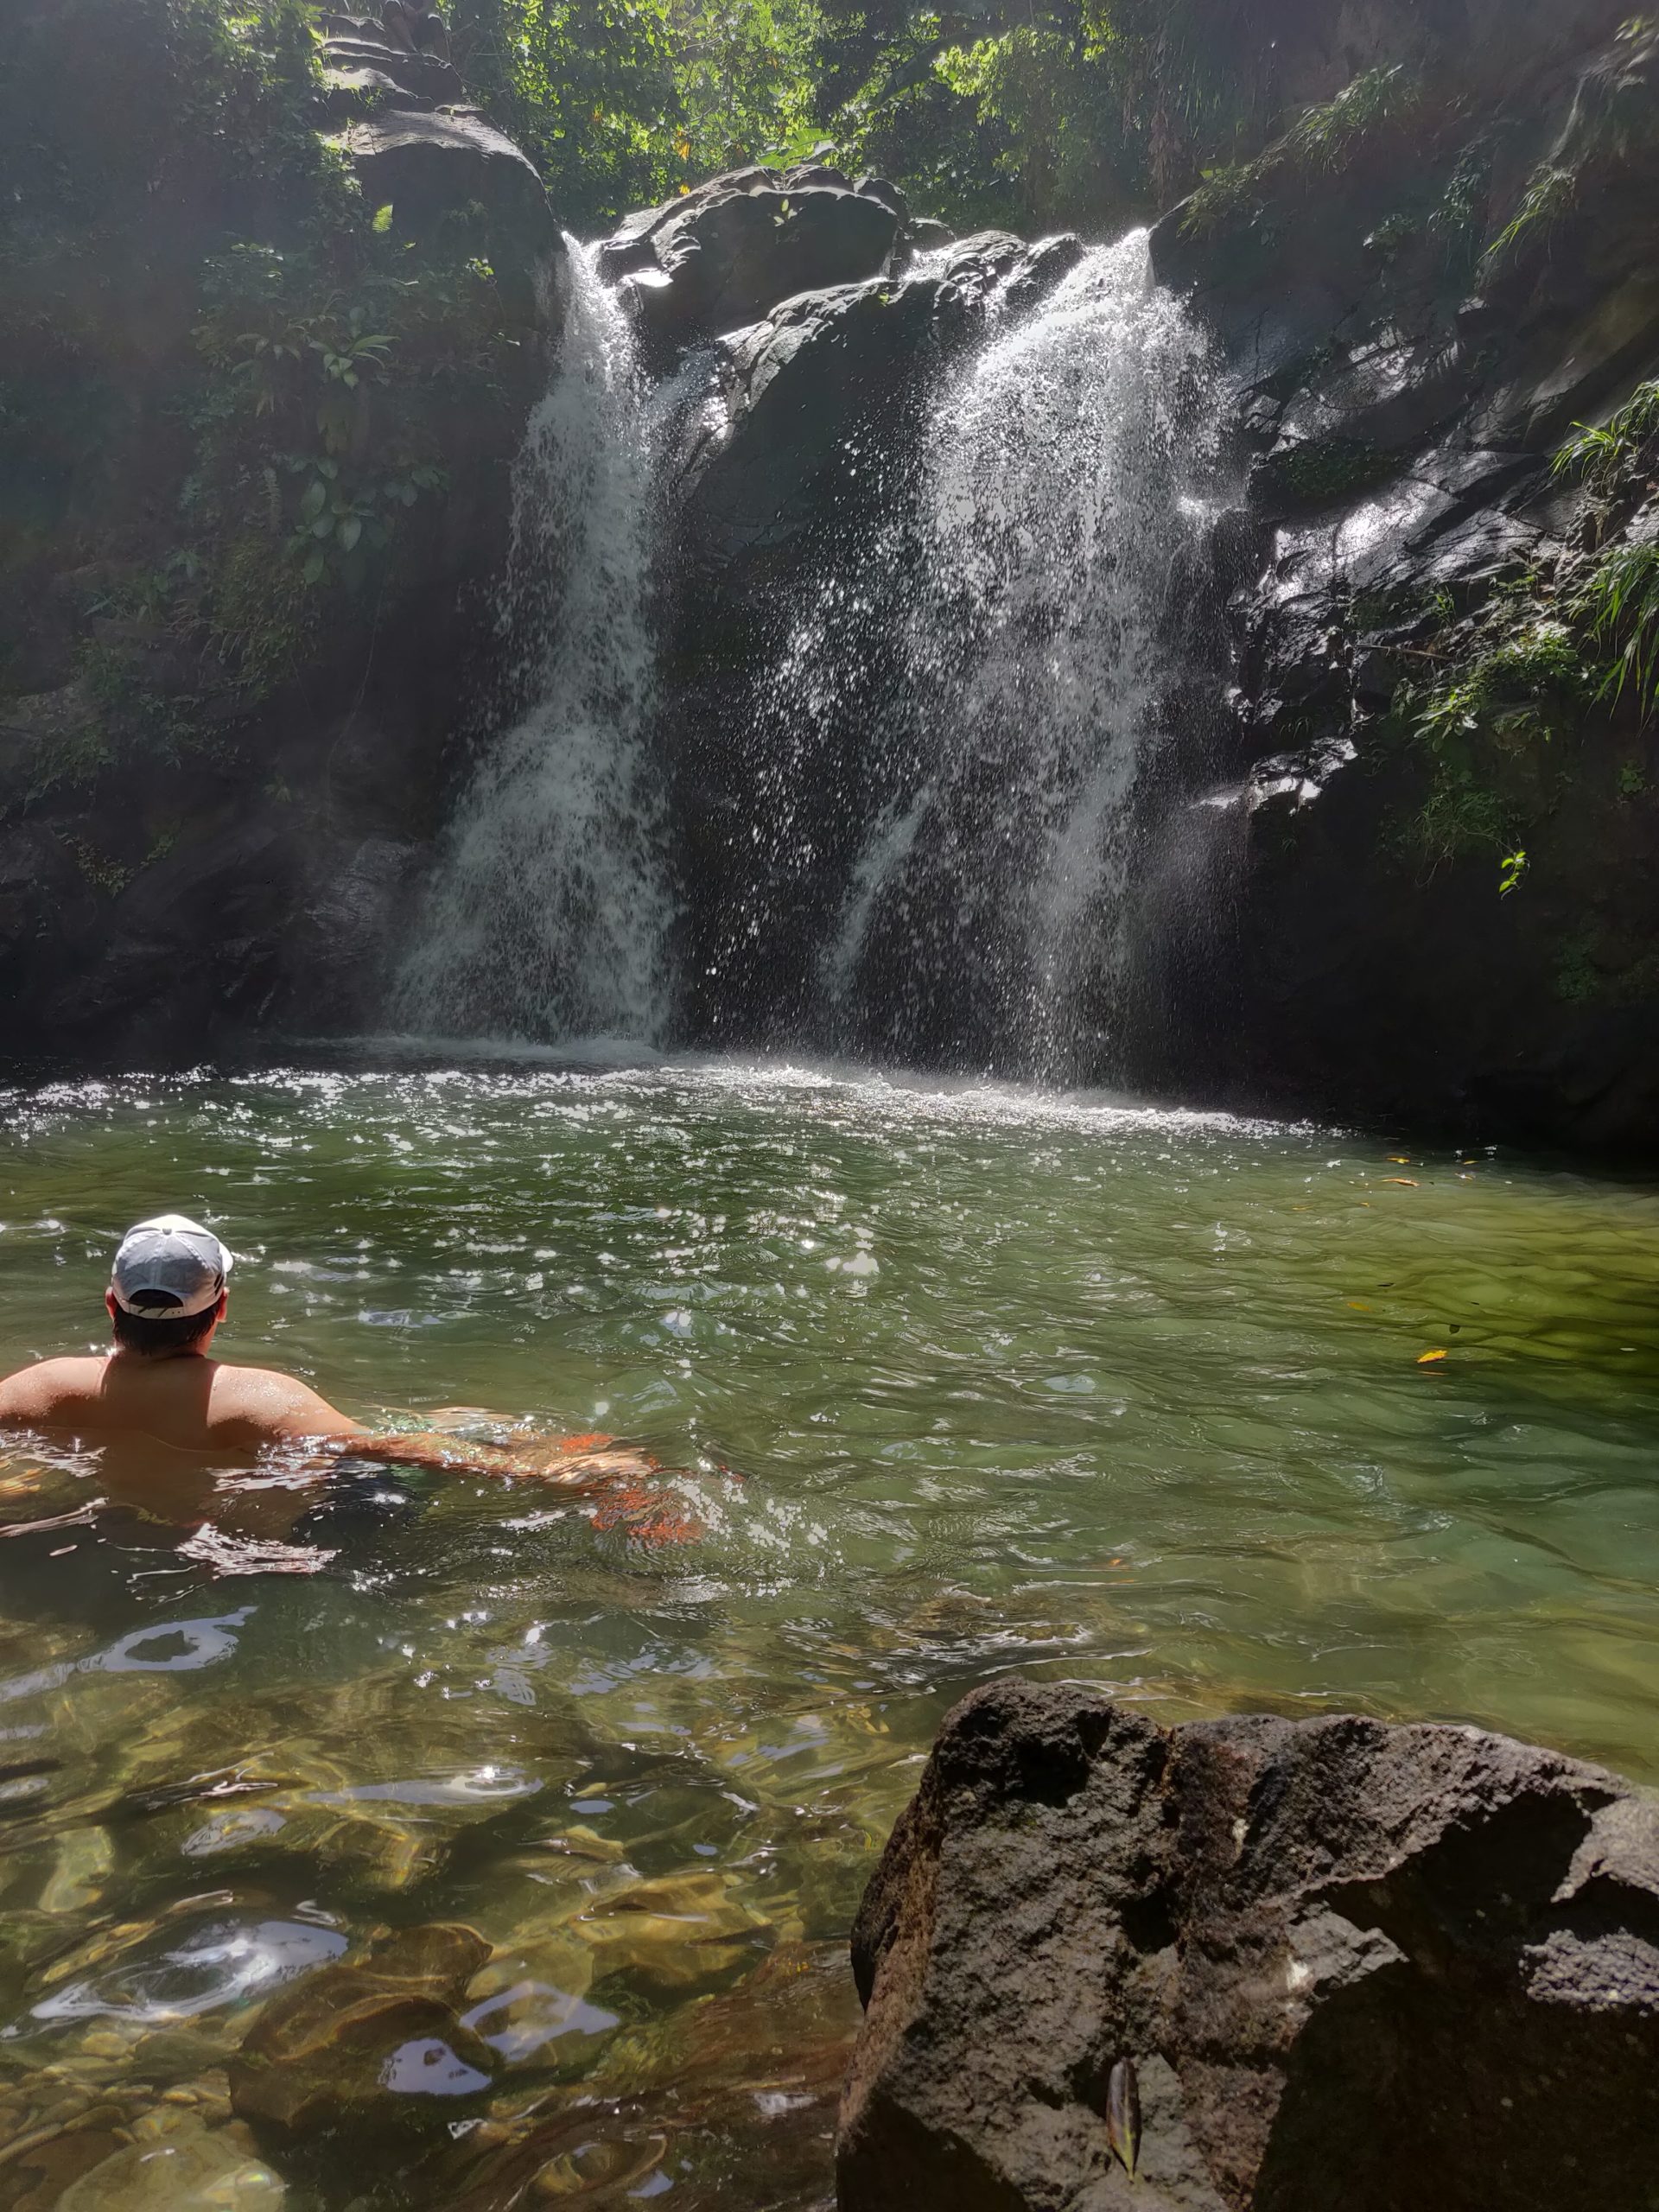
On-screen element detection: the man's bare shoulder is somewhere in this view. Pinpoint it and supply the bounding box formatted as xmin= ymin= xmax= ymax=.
xmin=0 ymin=1356 xmax=108 ymax=1423
xmin=205 ymin=1362 xmax=364 ymax=1444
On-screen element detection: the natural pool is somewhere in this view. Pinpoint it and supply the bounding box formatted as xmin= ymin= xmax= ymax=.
xmin=1 ymin=1058 xmax=1657 ymax=2209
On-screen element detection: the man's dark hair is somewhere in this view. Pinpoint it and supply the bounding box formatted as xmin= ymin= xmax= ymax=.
xmin=110 ymin=1301 xmax=218 ymax=1356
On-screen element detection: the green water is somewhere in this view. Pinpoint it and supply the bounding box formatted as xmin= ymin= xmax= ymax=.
xmin=2 ymin=1059 xmax=1657 ymax=2209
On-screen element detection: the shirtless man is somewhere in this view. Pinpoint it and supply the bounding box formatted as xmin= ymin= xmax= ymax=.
xmin=0 ymin=1213 xmax=619 ymax=1527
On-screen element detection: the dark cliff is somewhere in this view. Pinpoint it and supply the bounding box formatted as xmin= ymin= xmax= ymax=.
xmin=4 ymin=0 xmax=1658 ymax=1151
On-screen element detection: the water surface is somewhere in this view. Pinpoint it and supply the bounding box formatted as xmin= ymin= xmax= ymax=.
xmin=1 ymin=1060 xmax=1656 ymax=2207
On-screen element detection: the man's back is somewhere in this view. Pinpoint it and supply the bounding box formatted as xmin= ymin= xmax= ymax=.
xmin=0 ymin=1352 xmax=362 ymax=1457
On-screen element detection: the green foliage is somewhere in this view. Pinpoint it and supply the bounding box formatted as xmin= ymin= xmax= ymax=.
xmin=1282 ymin=65 xmax=1420 ymax=173
xmin=1395 ymin=618 xmax=1592 ymax=873
xmin=1386 ymin=534 xmax=1659 ymax=889
xmin=209 ymin=531 xmax=319 ymax=693
xmin=1578 ymin=541 xmax=1659 ymax=723
xmin=1 ymin=0 xmax=528 ymax=763
xmin=1484 ymin=21 xmax=1659 ymax=276
xmin=458 ymin=0 xmax=827 ymax=231
xmin=1555 ymin=379 xmax=1659 ymax=497
xmin=1179 ymin=160 xmax=1263 ymax=239
xmin=185 ymin=226 xmax=509 ymax=687
xmin=1484 ymin=163 xmax=1577 ymax=270
xmin=1180 ymin=67 xmax=1419 ymax=239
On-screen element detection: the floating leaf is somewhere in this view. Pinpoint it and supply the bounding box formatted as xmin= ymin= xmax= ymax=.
xmin=1417 ymin=1349 xmax=1448 ymax=1364
xmin=1106 ymin=2056 xmax=1140 ymax=2180
xmin=1384 ymin=1177 xmax=1419 ymax=1186
xmin=1346 ymin=1300 xmax=1370 ymax=1311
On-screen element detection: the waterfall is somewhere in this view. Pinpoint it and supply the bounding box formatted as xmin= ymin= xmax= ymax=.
xmin=395 ymin=241 xmax=680 ymax=1046
xmin=823 ymin=232 xmax=1225 ymax=1079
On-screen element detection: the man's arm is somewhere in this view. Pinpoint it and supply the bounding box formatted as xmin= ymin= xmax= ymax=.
xmin=220 ymin=1370 xmax=644 ymax=1492
xmin=312 ymin=1429 xmax=628 ymax=1489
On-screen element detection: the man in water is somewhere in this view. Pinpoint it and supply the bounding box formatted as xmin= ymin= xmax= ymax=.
xmin=0 ymin=1213 xmax=627 ymax=1528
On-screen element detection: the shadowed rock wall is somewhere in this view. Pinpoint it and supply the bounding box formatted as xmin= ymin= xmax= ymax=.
xmin=1146 ymin=8 xmax=1659 ymax=1144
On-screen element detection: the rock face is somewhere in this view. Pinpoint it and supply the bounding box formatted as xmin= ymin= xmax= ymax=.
xmin=1142 ymin=9 xmax=1659 ymax=1145
xmin=840 ymin=1681 xmax=1659 ymax=2212
xmin=597 ymin=161 xmax=909 ymax=343
xmin=679 ymin=229 xmax=1082 ymax=563
xmin=319 ymin=14 xmax=561 ymax=320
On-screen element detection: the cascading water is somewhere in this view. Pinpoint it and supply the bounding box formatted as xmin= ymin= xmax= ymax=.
xmin=395 ymin=241 xmax=681 ymax=1046
xmin=827 ymin=232 xmax=1225 ymax=1078
xmin=402 ymin=226 xmax=1224 ymax=1077
xmin=698 ymin=229 xmax=1227 ymax=1080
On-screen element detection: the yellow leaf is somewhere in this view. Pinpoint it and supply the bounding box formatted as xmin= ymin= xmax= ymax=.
xmin=1388 ymin=1155 xmax=1411 ymax=1164
xmin=678 ymin=181 xmax=691 ymax=194
xmin=1417 ymin=1349 xmax=1448 ymax=1364
xmin=1385 ymin=1177 xmax=1419 ymax=1186
xmin=1346 ymin=1300 xmax=1370 ymax=1311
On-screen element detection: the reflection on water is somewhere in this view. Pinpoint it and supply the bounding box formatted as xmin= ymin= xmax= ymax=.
xmin=0 ymin=1060 xmax=1657 ymax=2207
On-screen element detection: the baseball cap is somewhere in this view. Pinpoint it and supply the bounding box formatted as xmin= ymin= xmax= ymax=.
xmin=110 ymin=1214 xmax=233 ymax=1319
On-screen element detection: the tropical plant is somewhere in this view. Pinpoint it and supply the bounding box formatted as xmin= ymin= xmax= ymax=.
xmin=1579 ymin=542 xmax=1659 ymax=722
xmin=1555 ymin=379 xmax=1659 ymax=497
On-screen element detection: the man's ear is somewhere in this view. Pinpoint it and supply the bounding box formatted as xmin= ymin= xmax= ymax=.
xmin=105 ymin=1290 xmax=119 ymax=1325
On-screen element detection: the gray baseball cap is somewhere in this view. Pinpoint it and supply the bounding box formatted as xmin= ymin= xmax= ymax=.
xmin=111 ymin=1214 xmax=233 ymax=1319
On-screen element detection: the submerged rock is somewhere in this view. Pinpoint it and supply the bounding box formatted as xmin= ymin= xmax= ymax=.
xmin=55 ymin=2127 xmax=285 ymax=2211
xmin=839 ymin=1681 xmax=1659 ymax=2212
xmin=229 ymin=1923 xmax=498 ymax=2152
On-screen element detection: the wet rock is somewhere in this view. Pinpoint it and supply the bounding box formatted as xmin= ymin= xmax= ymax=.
xmin=0 ymin=2124 xmax=132 ymax=2212
xmin=1475 ymin=276 xmax=1659 ymax=449
xmin=43 ymin=817 xmax=293 ymax=1047
xmin=839 ymin=1681 xmax=1659 ymax=2212
xmin=277 ymin=833 xmax=424 ymax=1034
xmin=906 ymin=216 xmax=955 ymax=253
xmin=679 ymin=231 xmax=1083 ymax=567
xmin=597 ymin=164 xmax=906 ymax=341
xmin=229 ymin=1923 xmax=498 ymax=2152
xmin=319 ymin=22 xmax=464 ymax=107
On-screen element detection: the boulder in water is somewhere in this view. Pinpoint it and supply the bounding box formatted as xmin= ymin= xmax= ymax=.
xmin=839 ymin=1680 xmax=1659 ymax=2212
